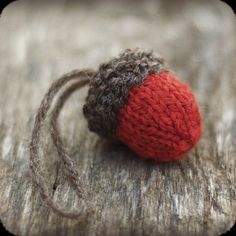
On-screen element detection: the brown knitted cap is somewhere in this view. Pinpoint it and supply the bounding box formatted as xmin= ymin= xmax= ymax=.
xmin=83 ymin=48 xmax=167 ymax=138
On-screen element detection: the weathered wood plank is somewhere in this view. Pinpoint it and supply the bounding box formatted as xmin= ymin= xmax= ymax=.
xmin=0 ymin=0 xmax=235 ymax=235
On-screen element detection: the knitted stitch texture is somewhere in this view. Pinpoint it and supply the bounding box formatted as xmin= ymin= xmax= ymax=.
xmin=83 ymin=49 xmax=167 ymax=138
xmin=116 ymin=71 xmax=202 ymax=161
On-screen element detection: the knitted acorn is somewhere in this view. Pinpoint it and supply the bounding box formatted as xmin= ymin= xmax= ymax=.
xmin=29 ymin=48 xmax=203 ymax=219
xmin=83 ymin=49 xmax=202 ymax=161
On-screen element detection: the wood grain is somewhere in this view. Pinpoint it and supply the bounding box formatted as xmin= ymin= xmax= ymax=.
xmin=0 ymin=0 xmax=235 ymax=235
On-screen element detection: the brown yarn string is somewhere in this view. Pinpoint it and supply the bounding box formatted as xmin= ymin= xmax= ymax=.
xmin=29 ymin=69 xmax=96 ymax=218
xmin=50 ymin=81 xmax=86 ymax=198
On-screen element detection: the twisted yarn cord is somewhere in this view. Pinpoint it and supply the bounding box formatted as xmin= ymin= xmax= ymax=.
xmin=50 ymin=80 xmax=94 ymax=199
xmin=29 ymin=69 xmax=96 ymax=218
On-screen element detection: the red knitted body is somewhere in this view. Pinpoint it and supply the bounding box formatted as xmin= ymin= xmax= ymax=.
xmin=116 ymin=71 xmax=202 ymax=162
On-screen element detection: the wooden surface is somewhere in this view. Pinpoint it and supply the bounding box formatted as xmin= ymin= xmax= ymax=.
xmin=0 ymin=0 xmax=236 ymax=235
